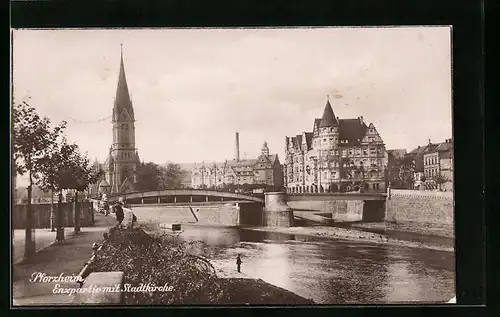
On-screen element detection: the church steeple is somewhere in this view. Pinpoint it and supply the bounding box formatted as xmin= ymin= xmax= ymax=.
xmin=113 ymin=45 xmax=134 ymax=122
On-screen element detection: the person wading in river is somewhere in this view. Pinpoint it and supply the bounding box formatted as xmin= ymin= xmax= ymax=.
xmin=236 ymin=254 xmax=242 ymax=273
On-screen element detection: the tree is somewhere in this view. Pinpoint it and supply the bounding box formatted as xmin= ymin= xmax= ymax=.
xmin=67 ymin=149 xmax=103 ymax=233
xmin=434 ymin=174 xmax=449 ymax=191
xmin=38 ymin=139 xmax=80 ymax=242
xmin=12 ymin=99 xmax=66 ymax=259
xmin=159 ymin=163 xmax=183 ymax=189
xmin=136 ymin=162 xmax=161 ymax=191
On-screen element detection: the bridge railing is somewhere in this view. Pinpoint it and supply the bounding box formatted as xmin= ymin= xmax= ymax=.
xmin=105 ymin=189 xmax=264 ymax=204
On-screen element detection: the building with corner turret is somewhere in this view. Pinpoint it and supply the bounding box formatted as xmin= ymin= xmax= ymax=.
xmin=284 ymin=97 xmax=388 ymax=193
xmin=89 ymin=47 xmax=140 ymax=197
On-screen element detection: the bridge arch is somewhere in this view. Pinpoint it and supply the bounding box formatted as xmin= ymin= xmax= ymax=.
xmin=108 ymin=189 xmax=264 ymax=204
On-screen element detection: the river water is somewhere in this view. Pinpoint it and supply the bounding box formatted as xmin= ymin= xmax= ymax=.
xmin=152 ymin=224 xmax=455 ymax=304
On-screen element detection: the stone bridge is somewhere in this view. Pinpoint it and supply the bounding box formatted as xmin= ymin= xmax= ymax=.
xmin=265 ymin=192 xmax=387 ymax=227
xmin=103 ymin=190 xmax=387 ymax=227
xmin=108 ymin=189 xmax=264 ymax=205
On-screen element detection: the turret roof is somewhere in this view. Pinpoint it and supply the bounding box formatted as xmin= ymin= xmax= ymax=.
xmin=319 ymin=99 xmax=338 ymax=128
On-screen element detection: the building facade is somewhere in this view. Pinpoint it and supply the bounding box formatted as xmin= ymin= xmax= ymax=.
xmin=284 ymin=98 xmax=387 ymax=193
xmin=191 ymin=137 xmax=284 ymax=191
xmin=404 ymin=142 xmax=437 ymax=190
xmin=423 ymin=139 xmax=453 ymax=191
xmin=90 ymin=48 xmax=140 ymax=197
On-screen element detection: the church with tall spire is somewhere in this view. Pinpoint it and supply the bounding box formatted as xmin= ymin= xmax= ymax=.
xmin=92 ymin=46 xmax=140 ymax=196
xmin=284 ymin=96 xmax=388 ymax=194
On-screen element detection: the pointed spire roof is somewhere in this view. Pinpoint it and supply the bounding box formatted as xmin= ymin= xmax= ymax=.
xmin=319 ymin=96 xmax=338 ymax=128
xmin=113 ymin=45 xmax=134 ymax=122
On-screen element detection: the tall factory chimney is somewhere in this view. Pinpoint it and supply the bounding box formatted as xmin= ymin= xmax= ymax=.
xmin=235 ymin=132 xmax=240 ymax=162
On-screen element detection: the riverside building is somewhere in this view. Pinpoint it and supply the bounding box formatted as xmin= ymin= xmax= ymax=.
xmin=284 ymin=98 xmax=388 ymax=193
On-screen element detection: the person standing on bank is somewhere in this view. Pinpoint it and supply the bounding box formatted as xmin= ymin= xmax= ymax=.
xmin=236 ymin=254 xmax=242 ymax=273
xmin=114 ymin=198 xmax=125 ymax=227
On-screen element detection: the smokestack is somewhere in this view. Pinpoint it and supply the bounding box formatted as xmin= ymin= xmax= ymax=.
xmin=235 ymin=132 xmax=240 ymax=162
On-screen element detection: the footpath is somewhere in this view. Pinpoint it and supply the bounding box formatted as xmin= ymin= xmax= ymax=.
xmin=13 ymin=229 xmax=76 ymax=265
xmin=12 ymin=213 xmax=117 ymax=306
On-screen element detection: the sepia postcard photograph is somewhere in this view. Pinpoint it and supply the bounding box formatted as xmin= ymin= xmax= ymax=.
xmin=11 ymin=27 xmax=455 ymax=306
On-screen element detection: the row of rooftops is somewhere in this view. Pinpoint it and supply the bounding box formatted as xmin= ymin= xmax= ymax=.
xmin=192 ymin=155 xmax=279 ymax=171
xmin=392 ymin=138 xmax=453 ymax=172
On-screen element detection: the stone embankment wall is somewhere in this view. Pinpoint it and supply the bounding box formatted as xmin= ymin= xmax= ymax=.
xmin=385 ymin=189 xmax=454 ymax=236
xmin=128 ymin=204 xmax=240 ymax=226
xmin=12 ymin=202 xmax=93 ymax=229
xmin=287 ymin=200 xmax=385 ymax=222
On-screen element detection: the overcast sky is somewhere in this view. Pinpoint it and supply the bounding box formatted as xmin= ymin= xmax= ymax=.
xmin=13 ymin=27 xmax=451 ymax=185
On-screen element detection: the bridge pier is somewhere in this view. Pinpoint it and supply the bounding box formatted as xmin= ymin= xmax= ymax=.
xmin=174 ymin=196 xmax=177 ymax=204
xmin=141 ymin=198 xmax=144 ymax=204
xmin=157 ymin=197 xmax=161 ymax=204
xmin=206 ymin=196 xmax=209 ymax=202
xmin=264 ymin=192 xmax=294 ymax=227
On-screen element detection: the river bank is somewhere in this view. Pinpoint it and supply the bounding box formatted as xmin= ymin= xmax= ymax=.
xmin=88 ymin=227 xmax=314 ymax=305
xmin=241 ymin=225 xmax=454 ymax=252
xmin=142 ymin=220 xmax=454 ymax=252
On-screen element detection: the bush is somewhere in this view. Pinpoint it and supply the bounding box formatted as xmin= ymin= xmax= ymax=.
xmin=88 ymin=227 xmax=225 ymax=304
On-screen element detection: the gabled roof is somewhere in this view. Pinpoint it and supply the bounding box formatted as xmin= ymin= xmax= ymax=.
xmin=338 ymin=119 xmax=367 ymax=144
xmin=295 ymin=135 xmax=303 ymax=149
xmin=305 ymin=132 xmax=314 ymax=149
xmin=226 ymin=159 xmax=257 ymax=167
xmin=422 ymin=144 xmax=440 ymax=155
xmin=409 ymin=143 xmax=436 ymax=156
xmin=313 ymin=118 xmax=322 ymax=130
xmin=319 ymin=100 xmax=338 ymax=128
xmin=436 ymin=142 xmax=453 ymax=152
xmin=113 ymin=47 xmax=135 ymax=122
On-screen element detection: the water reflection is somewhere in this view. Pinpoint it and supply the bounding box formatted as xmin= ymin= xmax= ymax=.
xmin=165 ymin=225 xmax=455 ymax=304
